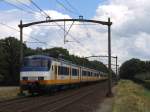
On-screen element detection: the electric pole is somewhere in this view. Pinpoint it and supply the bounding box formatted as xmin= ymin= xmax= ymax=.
xmin=19 ymin=20 xmax=23 ymax=66
xmin=107 ymin=17 xmax=112 ymax=96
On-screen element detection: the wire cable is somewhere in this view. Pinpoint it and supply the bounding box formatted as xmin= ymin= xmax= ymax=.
xmin=15 ymin=0 xmax=40 ymax=14
xmin=21 ymin=0 xmax=86 ymax=49
xmin=64 ymin=0 xmax=81 ymax=15
xmin=2 ymin=0 xmax=35 ymax=15
xmin=54 ymin=0 xmax=79 ymax=16
xmin=0 ymin=22 xmax=47 ymax=45
xmin=29 ymin=0 xmax=50 ymax=18
xmin=53 ymin=22 xmax=94 ymax=55
xmin=2 ymin=0 xmax=48 ymax=21
xmin=3 ymin=0 xmax=93 ymax=55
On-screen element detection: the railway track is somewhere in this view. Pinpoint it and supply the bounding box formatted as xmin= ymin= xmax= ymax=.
xmin=0 ymin=95 xmax=45 ymax=107
xmin=0 ymin=81 xmax=107 ymax=112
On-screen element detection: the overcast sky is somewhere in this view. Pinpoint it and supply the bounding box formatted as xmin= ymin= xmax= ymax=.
xmin=0 ymin=0 xmax=150 ymax=65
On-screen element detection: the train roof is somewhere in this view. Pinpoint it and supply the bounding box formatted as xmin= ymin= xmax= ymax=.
xmin=24 ymin=55 xmax=106 ymax=73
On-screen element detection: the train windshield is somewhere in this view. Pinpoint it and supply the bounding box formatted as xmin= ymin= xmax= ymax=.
xmin=23 ymin=58 xmax=50 ymax=68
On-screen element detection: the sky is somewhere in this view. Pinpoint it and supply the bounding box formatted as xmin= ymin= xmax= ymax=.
xmin=0 ymin=0 xmax=150 ymax=66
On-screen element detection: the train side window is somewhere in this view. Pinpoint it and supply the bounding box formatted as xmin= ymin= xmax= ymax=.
xmin=83 ymin=71 xmax=86 ymax=76
xmin=91 ymin=72 xmax=93 ymax=77
xmin=65 ymin=67 xmax=69 ymax=75
xmin=58 ymin=66 xmax=61 ymax=75
xmin=60 ymin=66 xmax=64 ymax=75
xmin=82 ymin=71 xmax=84 ymax=76
xmin=59 ymin=66 xmax=69 ymax=75
xmin=90 ymin=72 xmax=92 ymax=77
xmin=82 ymin=71 xmax=85 ymax=76
xmin=63 ymin=67 xmax=68 ymax=75
xmin=85 ymin=71 xmax=87 ymax=76
xmin=72 ymin=69 xmax=77 ymax=76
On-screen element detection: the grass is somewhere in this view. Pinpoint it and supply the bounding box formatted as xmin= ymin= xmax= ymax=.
xmin=0 ymin=86 xmax=19 ymax=101
xmin=113 ymin=80 xmax=150 ymax=112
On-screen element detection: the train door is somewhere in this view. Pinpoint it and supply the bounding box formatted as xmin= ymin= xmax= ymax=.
xmin=69 ymin=65 xmax=71 ymax=81
xmin=79 ymin=67 xmax=82 ymax=82
xmin=54 ymin=65 xmax=58 ymax=80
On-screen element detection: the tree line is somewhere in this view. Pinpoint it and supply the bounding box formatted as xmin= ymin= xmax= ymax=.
xmin=119 ymin=58 xmax=150 ymax=80
xmin=0 ymin=37 xmax=110 ymax=85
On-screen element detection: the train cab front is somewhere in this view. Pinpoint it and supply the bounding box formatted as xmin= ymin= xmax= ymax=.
xmin=20 ymin=55 xmax=51 ymax=94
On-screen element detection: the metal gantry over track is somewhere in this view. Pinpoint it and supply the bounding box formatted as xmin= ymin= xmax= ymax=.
xmin=85 ymin=55 xmax=118 ymax=76
xmin=18 ymin=17 xmax=113 ymax=96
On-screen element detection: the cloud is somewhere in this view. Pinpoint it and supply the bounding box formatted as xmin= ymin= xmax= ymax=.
xmin=0 ymin=9 xmax=34 ymax=40
xmin=93 ymin=0 xmax=150 ymax=64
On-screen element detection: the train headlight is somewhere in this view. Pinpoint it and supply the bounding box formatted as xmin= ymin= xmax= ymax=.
xmin=38 ymin=77 xmax=44 ymax=80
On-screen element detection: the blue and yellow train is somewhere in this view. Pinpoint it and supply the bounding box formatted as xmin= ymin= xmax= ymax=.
xmin=20 ymin=55 xmax=108 ymax=93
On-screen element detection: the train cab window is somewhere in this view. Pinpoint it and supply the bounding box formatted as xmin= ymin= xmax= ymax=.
xmin=23 ymin=58 xmax=51 ymax=69
xmin=41 ymin=60 xmax=49 ymax=67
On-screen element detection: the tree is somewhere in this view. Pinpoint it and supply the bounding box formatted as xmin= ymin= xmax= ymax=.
xmin=0 ymin=37 xmax=32 ymax=85
xmin=0 ymin=37 xmax=21 ymax=85
xmin=119 ymin=58 xmax=146 ymax=79
xmin=43 ymin=47 xmax=69 ymax=58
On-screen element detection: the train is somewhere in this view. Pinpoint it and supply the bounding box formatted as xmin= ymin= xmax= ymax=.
xmin=20 ymin=55 xmax=108 ymax=94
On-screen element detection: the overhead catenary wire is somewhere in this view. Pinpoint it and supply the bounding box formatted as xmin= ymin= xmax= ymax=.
xmin=15 ymin=0 xmax=36 ymax=12
xmin=22 ymin=0 xmax=67 ymax=46
xmin=64 ymin=0 xmax=81 ymax=16
xmin=3 ymin=0 xmax=73 ymax=40
xmin=14 ymin=0 xmax=93 ymax=55
xmin=1 ymin=0 xmax=50 ymax=45
xmin=52 ymin=0 xmax=93 ymax=53
xmin=2 ymin=0 xmax=35 ymax=15
xmin=0 ymin=22 xmax=47 ymax=45
xmin=1 ymin=0 xmax=95 ymax=57
xmin=28 ymin=0 xmax=81 ymax=44
xmin=54 ymin=22 xmax=94 ymax=55
xmin=3 ymin=0 xmax=94 ymax=55
xmin=29 ymin=0 xmax=50 ymax=18
xmin=62 ymin=0 xmax=93 ymax=40
xmin=15 ymin=0 xmax=44 ymax=16
xmin=54 ymin=0 xmax=80 ymax=16
xmin=2 ymin=0 xmax=49 ymax=22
